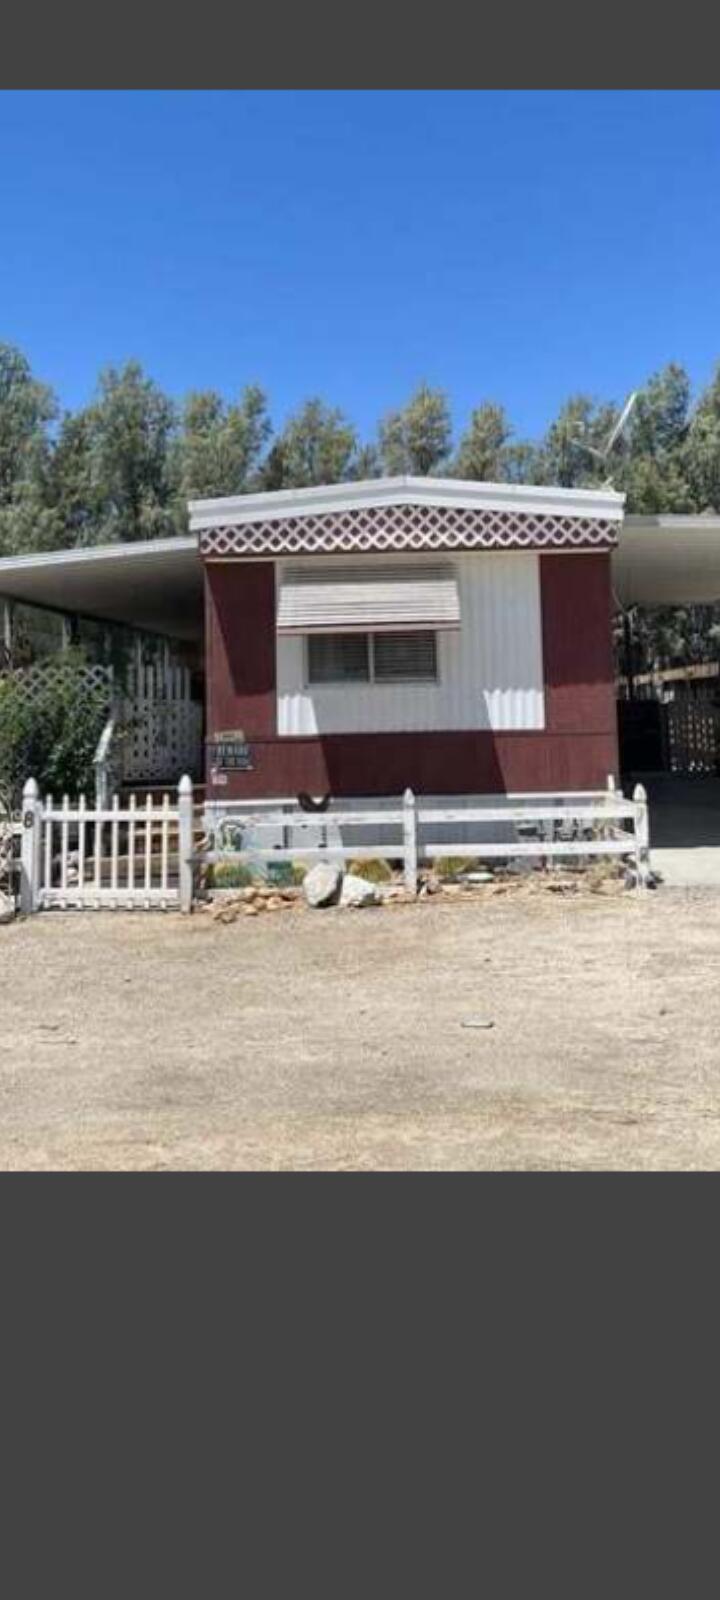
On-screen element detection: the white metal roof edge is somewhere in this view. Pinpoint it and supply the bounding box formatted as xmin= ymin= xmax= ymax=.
xmin=189 ymin=476 xmax=626 ymax=531
xmin=0 ymin=534 xmax=198 ymax=579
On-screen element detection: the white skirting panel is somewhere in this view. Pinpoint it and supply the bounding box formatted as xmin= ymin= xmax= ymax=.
xmin=276 ymin=552 xmax=545 ymax=734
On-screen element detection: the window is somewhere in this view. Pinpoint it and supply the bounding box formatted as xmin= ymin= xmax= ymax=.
xmin=307 ymin=631 xmax=438 ymax=686
xmin=307 ymin=633 xmax=370 ymax=684
xmin=373 ymin=631 xmax=437 ymax=682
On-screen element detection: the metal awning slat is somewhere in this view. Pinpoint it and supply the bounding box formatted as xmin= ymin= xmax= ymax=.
xmin=277 ymin=564 xmax=461 ymax=633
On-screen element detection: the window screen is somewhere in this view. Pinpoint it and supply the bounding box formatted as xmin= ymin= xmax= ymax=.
xmin=307 ymin=633 xmax=370 ymax=684
xmin=373 ymin=631 xmax=438 ymax=682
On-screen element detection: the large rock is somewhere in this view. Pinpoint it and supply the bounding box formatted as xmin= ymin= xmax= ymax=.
xmin=302 ymin=862 xmax=342 ymax=908
xmin=340 ymin=873 xmax=380 ymax=909
xmin=0 ymin=890 xmax=15 ymax=925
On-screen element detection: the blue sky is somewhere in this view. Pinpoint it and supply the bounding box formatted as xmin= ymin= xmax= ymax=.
xmin=1 ymin=90 xmax=718 ymax=445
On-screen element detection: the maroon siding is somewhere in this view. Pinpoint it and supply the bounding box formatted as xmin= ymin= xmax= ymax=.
xmin=204 ymin=552 xmax=618 ymax=798
xmin=205 ymin=563 xmax=276 ymax=737
xmin=205 ymin=730 xmax=618 ymax=798
xmin=540 ymin=553 xmax=616 ymax=735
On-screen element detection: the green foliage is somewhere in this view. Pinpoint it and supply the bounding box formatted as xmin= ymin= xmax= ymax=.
xmin=348 ymin=857 xmax=393 ymax=883
xmin=260 ymin=398 xmax=357 ymax=489
xmin=434 ymin=856 xmax=479 ymax=879
xmin=500 ymin=441 xmax=547 ymax=485
xmin=615 ymin=365 xmax=695 ymax=514
xmin=352 ymin=443 xmax=382 ymax=480
xmin=685 ymin=363 xmax=720 ymax=512
xmin=82 ymin=361 xmax=179 ymax=543
xmin=211 ymin=861 xmax=255 ymax=889
xmin=454 ymin=403 xmax=511 ymax=481
xmin=265 ymin=859 xmax=304 ymax=888
xmin=177 ymin=385 xmax=271 ymax=501
xmin=378 ymin=383 xmax=451 ymax=476
xmin=0 ymin=651 xmax=110 ymax=802
xmin=0 ymin=342 xmax=56 ymax=507
xmin=0 ymin=343 xmax=60 ymax=555
xmin=542 ymin=394 xmax=618 ymax=488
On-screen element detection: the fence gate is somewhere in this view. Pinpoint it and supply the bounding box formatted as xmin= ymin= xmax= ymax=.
xmin=20 ymin=777 xmax=194 ymax=913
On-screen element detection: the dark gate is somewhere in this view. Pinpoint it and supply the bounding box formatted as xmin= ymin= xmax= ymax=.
xmin=664 ymin=700 xmax=720 ymax=775
xmin=618 ymin=698 xmax=720 ymax=775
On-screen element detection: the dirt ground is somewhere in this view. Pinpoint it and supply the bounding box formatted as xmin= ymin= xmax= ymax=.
xmin=2 ymin=886 xmax=720 ymax=1170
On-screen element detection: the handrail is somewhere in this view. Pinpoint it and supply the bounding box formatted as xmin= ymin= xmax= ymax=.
xmin=93 ymin=715 xmax=116 ymax=809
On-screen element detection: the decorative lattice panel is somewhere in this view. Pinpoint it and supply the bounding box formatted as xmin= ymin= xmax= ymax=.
xmin=122 ymin=701 xmax=204 ymax=784
xmin=121 ymin=662 xmax=204 ymax=783
xmin=200 ymin=502 xmax=618 ymax=559
xmin=1 ymin=659 xmax=113 ymax=707
xmin=665 ymin=701 xmax=720 ymax=776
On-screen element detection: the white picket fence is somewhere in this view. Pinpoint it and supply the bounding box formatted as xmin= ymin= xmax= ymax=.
xmin=203 ymin=782 xmax=651 ymax=894
xmin=19 ymin=776 xmax=194 ymax=913
xmin=16 ymin=777 xmax=651 ymax=914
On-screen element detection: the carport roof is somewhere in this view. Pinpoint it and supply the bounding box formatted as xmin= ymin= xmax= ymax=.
xmin=0 ymin=535 xmax=203 ymax=641
xmin=614 ymin=514 xmax=720 ymax=607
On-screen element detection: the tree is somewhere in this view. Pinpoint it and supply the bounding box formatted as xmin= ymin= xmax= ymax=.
xmin=0 ymin=343 xmax=56 ymax=505
xmin=177 ymin=385 xmax=271 ymax=501
xmin=541 ymin=394 xmax=618 ymax=488
xmin=499 ymin=441 xmax=547 ymax=485
xmin=46 ymin=410 xmax=99 ymax=546
xmin=351 ymin=443 xmax=383 ymax=480
xmin=616 ymin=364 xmax=695 ymax=514
xmin=71 ymin=361 xmax=178 ymax=544
xmin=630 ymin=363 xmax=690 ymax=457
xmin=685 ymin=363 xmax=720 ymax=512
xmin=0 ymin=343 xmax=60 ymax=555
xmin=378 ymin=383 xmax=451 ymax=476
xmin=454 ymin=403 xmax=511 ymax=481
xmin=259 ymin=399 xmax=357 ymax=489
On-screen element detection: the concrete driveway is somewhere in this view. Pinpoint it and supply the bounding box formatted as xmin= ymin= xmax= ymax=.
xmin=633 ymin=776 xmax=720 ymax=889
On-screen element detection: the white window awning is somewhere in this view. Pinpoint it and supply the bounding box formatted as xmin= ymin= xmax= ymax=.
xmin=277 ymin=564 xmax=461 ymax=634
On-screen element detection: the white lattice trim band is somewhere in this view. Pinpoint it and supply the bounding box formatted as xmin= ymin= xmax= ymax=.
xmin=200 ymin=503 xmax=617 ymax=558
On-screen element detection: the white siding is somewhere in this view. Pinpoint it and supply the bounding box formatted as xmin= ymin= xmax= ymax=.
xmin=276 ymin=552 xmax=545 ymax=735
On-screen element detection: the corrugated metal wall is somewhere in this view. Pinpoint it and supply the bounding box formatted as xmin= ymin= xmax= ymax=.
xmin=276 ymin=552 xmax=545 ymax=735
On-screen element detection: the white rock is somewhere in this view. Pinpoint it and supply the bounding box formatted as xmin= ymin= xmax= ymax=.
xmin=302 ymin=862 xmax=342 ymax=908
xmin=0 ymin=889 xmax=15 ymax=925
xmin=340 ymin=873 xmax=380 ymax=909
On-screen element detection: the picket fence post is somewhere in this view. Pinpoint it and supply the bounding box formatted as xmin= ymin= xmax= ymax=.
xmin=178 ymin=774 xmax=194 ymax=913
xmin=20 ymin=776 xmax=41 ymax=914
xmin=633 ymin=782 xmax=650 ymax=887
xmin=403 ymin=787 xmax=418 ymax=895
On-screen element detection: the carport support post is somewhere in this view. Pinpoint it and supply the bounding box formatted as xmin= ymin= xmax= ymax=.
xmin=403 ymin=787 xmax=418 ymax=895
xmin=178 ymin=774 xmax=194 ymax=914
xmin=20 ymin=778 xmax=41 ymax=915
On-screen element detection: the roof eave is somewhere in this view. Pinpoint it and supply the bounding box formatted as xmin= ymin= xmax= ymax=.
xmin=189 ymin=476 xmax=626 ymax=532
